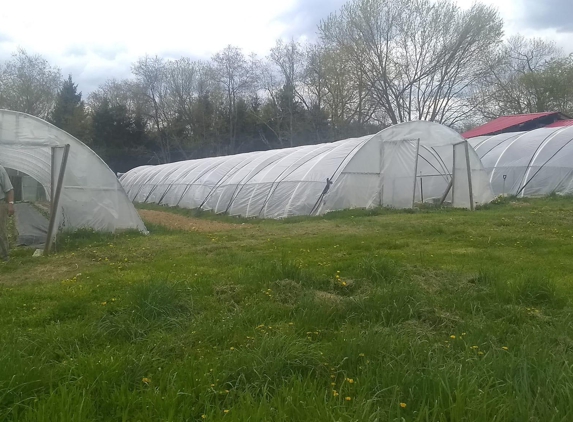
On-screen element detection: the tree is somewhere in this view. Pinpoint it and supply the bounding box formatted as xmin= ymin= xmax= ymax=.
xmin=0 ymin=48 xmax=62 ymax=119
xmin=212 ymin=46 xmax=257 ymax=154
xmin=319 ymin=0 xmax=503 ymax=126
xmin=50 ymin=75 xmax=90 ymax=141
xmin=473 ymin=36 xmax=567 ymax=119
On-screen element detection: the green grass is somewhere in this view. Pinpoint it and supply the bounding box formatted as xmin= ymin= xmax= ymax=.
xmin=2 ymin=197 xmax=573 ymax=420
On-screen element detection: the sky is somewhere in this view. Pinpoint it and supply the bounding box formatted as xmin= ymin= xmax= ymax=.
xmin=0 ymin=0 xmax=571 ymax=95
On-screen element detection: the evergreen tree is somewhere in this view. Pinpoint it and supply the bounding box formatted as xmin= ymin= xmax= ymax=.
xmin=50 ymin=75 xmax=90 ymax=141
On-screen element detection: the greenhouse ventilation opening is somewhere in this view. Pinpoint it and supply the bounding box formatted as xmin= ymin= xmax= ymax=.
xmin=0 ymin=110 xmax=147 ymax=252
xmin=120 ymin=121 xmax=494 ymax=218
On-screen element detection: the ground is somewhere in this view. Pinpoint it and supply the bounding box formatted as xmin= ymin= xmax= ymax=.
xmin=1 ymin=197 xmax=573 ymax=421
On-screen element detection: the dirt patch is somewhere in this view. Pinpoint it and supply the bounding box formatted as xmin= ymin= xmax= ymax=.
xmin=138 ymin=210 xmax=246 ymax=233
xmin=510 ymin=202 xmax=530 ymax=207
xmin=314 ymin=290 xmax=344 ymax=305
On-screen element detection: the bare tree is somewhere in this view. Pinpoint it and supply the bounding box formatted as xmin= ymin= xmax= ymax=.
xmin=473 ymin=36 xmax=563 ymax=119
xmin=319 ymin=0 xmax=503 ymax=126
xmin=212 ymin=46 xmax=257 ymax=154
xmin=0 ymin=48 xmax=62 ymax=119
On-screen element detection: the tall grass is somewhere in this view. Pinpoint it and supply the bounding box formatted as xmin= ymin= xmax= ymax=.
xmin=1 ymin=197 xmax=573 ymax=420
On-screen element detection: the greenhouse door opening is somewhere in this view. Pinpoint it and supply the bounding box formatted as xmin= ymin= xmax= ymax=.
xmin=381 ymin=139 xmax=420 ymax=208
xmin=5 ymin=145 xmax=70 ymax=252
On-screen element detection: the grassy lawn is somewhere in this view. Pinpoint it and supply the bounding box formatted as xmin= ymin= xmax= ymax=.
xmin=2 ymin=197 xmax=573 ymax=421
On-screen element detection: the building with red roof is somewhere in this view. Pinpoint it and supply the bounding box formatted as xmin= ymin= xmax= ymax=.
xmin=462 ymin=112 xmax=571 ymax=139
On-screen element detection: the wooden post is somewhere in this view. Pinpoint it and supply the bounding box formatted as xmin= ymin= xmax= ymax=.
xmin=45 ymin=144 xmax=70 ymax=254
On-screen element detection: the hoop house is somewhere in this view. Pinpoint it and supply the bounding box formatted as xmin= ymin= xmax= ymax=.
xmin=0 ymin=110 xmax=146 ymax=234
xmin=468 ymin=125 xmax=573 ymax=197
xmin=121 ymin=121 xmax=493 ymax=218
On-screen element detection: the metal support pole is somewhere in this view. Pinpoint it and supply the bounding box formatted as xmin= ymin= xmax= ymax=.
xmin=45 ymin=144 xmax=70 ymax=255
xmin=451 ymin=144 xmax=456 ymax=205
xmin=411 ymin=139 xmax=420 ymax=208
xmin=464 ymin=142 xmax=475 ymax=211
xmin=420 ymin=177 xmax=424 ymax=204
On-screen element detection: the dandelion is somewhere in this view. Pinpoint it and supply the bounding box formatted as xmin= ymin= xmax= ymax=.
xmin=471 ymin=346 xmax=479 ymax=350
xmin=450 ymin=335 xmax=456 ymax=339
xmin=230 ymin=347 xmax=235 ymax=351
xmin=478 ymin=351 xmax=484 ymax=356
xmin=289 ymin=322 xmax=294 ymax=326
xmin=345 ymin=397 xmax=352 ymax=401
xmin=210 ymin=384 xmax=215 ymax=387
xmin=331 ymin=382 xmax=336 ymax=386
xmin=202 ymin=416 xmax=206 ymax=420
xmin=359 ymin=353 xmax=365 ymax=357
xmin=333 ymin=391 xmax=339 ymax=397
xmin=142 ymin=377 xmax=151 ymax=384
xmin=502 ymin=346 xmax=509 ymax=351
xmin=101 ymin=302 xmax=107 ymax=306
xmin=331 ymin=374 xmax=336 ymax=379
xmin=462 ymin=332 xmax=467 ymax=336
xmin=400 ymin=402 xmax=407 ymax=409
xmin=346 ymin=378 xmax=354 ymax=384
xmin=225 ymin=390 xmax=229 ymax=394
xmin=341 ymin=281 xmax=347 ymax=287
xmin=223 ymin=409 xmax=229 ymax=414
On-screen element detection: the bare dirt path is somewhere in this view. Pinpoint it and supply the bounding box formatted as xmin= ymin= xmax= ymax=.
xmin=138 ymin=209 xmax=248 ymax=233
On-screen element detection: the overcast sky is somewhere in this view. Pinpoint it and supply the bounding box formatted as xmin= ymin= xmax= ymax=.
xmin=0 ymin=0 xmax=571 ymax=95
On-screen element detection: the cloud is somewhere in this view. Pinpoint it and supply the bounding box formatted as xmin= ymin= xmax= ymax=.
xmin=275 ymin=0 xmax=347 ymax=40
xmin=0 ymin=32 xmax=11 ymax=43
xmin=519 ymin=0 xmax=573 ymax=33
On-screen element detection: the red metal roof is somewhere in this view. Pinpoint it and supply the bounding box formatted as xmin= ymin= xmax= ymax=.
xmin=545 ymin=119 xmax=573 ymax=128
xmin=462 ymin=112 xmax=558 ymax=139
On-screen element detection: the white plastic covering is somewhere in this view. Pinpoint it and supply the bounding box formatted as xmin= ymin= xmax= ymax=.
xmin=121 ymin=121 xmax=494 ymax=218
xmin=468 ymin=126 xmax=573 ymax=197
xmin=0 ymin=110 xmax=146 ymax=233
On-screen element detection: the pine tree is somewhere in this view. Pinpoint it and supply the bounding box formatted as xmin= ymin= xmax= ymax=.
xmin=50 ymin=75 xmax=90 ymax=141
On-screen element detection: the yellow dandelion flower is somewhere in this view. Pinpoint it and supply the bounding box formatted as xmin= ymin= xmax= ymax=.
xmin=225 ymin=390 xmax=229 ymax=394
xmin=478 ymin=351 xmax=484 ymax=356
xmin=331 ymin=382 xmax=336 ymax=386
xmin=288 ymin=322 xmax=294 ymax=326
xmin=333 ymin=391 xmax=339 ymax=397
xmin=359 ymin=353 xmax=365 ymax=357
xmin=210 ymin=384 xmax=215 ymax=387
xmin=101 ymin=302 xmax=107 ymax=306
xmin=471 ymin=346 xmax=479 ymax=350
xmin=345 ymin=396 xmax=352 ymax=401
xmin=346 ymin=378 xmax=354 ymax=384
xmin=142 ymin=377 xmax=151 ymax=384
xmin=331 ymin=374 xmax=336 ymax=379
xmin=450 ymin=335 xmax=456 ymax=339
xmin=230 ymin=347 xmax=235 ymax=351
xmin=223 ymin=409 xmax=229 ymax=414
xmin=201 ymin=415 xmax=206 ymax=420
xmin=341 ymin=281 xmax=347 ymax=287
xmin=400 ymin=402 xmax=407 ymax=409
xmin=502 ymin=346 xmax=509 ymax=351
xmin=462 ymin=332 xmax=467 ymax=336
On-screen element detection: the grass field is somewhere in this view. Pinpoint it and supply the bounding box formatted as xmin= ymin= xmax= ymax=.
xmin=2 ymin=197 xmax=573 ymax=421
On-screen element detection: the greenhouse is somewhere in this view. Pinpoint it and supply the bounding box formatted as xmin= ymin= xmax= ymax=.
xmin=467 ymin=125 xmax=573 ymax=197
xmin=120 ymin=121 xmax=494 ymax=218
xmin=0 ymin=109 xmax=147 ymax=248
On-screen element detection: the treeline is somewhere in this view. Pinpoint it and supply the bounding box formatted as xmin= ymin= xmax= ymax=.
xmin=1 ymin=0 xmax=572 ymax=172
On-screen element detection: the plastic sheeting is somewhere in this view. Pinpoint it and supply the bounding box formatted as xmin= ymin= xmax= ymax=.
xmin=0 ymin=110 xmax=147 ymax=233
xmin=468 ymin=125 xmax=573 ymax=197
xmin=14 ymin=203 xmax=47 ymax=246
xmin=121 ymin=121 xmax=494 ymax=218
